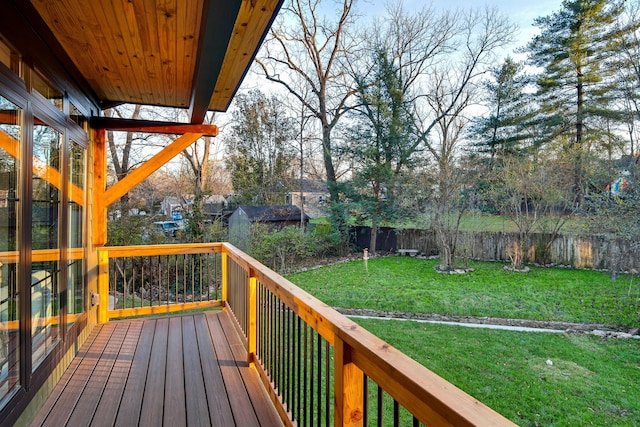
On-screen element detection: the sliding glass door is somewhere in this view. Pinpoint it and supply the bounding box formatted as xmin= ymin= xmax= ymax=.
xmin=0 ymin=95 xmax=20 ymax=406
xmin=31 ymin=119 xmax=61 ymax=370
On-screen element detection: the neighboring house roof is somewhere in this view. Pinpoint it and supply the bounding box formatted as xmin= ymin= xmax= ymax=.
xmin=203 ymin=195 xmax=227 ymax=204
xmin=162 ymin=196 xmax=183 ymax=205
xmin=289 ymin=180 xmax=329 ymax=194
xmin=236 ymin=205 xmax=309 ymax=222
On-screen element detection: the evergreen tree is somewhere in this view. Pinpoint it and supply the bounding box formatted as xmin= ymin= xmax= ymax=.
xmin=611 ymin=0 xmax=640 ymax=157
xmin=470 ymin=57 xmax=533 ymax=170
xmin=225 ymin=90 xmax=296 ymax=205
xmin=345 ymin=49 xmax=417 ymax=253
xmin=526 ymin=0 xmax=625 ymax=204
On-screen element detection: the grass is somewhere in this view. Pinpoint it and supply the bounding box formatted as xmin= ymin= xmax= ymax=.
xmin=287 ymin=257 xmax=640 ymax=327
xmin=438 ymin=212 xmax=588 ymax=234
xmin=286 ymin=256 xmax=640 ymax=425
xmin=354 ymin=318 xmax=640 ymax=427
xmin=311 ymin=212 xmax=590 ymax=233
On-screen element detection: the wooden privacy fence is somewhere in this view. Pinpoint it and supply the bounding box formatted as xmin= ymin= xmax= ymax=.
xmin=396 ymin=229 xmax=640 ymax=271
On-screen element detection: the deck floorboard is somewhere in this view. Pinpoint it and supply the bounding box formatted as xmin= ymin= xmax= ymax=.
xmin=30 ymin=311 xmax=282 ymax=427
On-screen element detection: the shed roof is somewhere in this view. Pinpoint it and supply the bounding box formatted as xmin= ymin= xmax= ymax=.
xmin=3 ymin=0 xmax=282 ymax=122
xmin=237 ymin=205 xmax=309 ymax=222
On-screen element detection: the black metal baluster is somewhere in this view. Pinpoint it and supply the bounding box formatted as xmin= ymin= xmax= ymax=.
xmin=276 ymin=297 xmax=281 ymax=396
xmin=302 ymin=322 xmax=308 ymax=427
xmin=393 ymin=400 xmax=400 ymax=427
xmin=363 ymin=375 xmax=369 ymax=426
xmin=157 ymin=256 xmax=162 ymax=306
xmin=377 ymin=386 xmax=383 ymax=427
xmin=309 ymin=328 xmax=315 ymax=427
xmin=165 ymin=255 xmax=170 ymax=308
xmin=324 ymin=340 xmax=330 ymax=427
xmin=282 ymin=303 xmax=287 ymax=409
xmin=122 ymin=258 xmax=129 ymax=308
xmin=296 ymin=315 xmax=302 ymax=423
xmin=267 ymin=290 xmax=272 ymax=384
xmin=316 ymin=331 xmax=322 ymax=427
xmin=181 ymin=254 xmax=186 ymax=304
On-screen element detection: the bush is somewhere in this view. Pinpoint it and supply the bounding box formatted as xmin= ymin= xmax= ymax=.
xmin=248 ymin=224 xmax=344 ymax=273
xmin=107 ymin=214 xmax=159 ymax=246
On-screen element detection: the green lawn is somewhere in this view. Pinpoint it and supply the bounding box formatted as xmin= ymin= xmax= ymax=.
xmin=311 ymin=212 xmax=590 ymax=233
xmin=439 ymin=212 xmax=587 ymax=233
xmin=286 ymin=256 xmax=640 ymax=426
xmin=355 ymin=318 xmax=640 ymax=427
xmin=287 ymin=257 xmax=640 ymax=327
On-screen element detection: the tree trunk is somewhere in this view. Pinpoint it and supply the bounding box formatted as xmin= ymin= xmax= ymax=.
xmin=574 ymin=67 xmax=584 ymax=205
xmin=321 ymin=122 xmax=337 ymax=199
xmin=370 ymin=217 xmax=378 ymax=255
xmin=436 ymin=226 xmax=452 ymax=270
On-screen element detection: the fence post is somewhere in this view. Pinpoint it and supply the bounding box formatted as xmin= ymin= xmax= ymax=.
xmin=334 ymin=337 xmax=364 ymax=427
xmin=97 ymin=249 xmax=109 ymax=323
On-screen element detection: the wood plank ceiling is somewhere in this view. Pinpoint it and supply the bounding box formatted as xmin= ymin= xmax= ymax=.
xmin=29 ymin=0 xmax=282 ymax=121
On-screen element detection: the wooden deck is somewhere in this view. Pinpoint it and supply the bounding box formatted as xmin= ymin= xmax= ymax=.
xmin=30 ymin=311 xmax=283 ymax=427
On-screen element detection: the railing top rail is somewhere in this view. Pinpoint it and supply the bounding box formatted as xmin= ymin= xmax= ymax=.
xmin=100 ymin=242 xmax=224 ymax=258
xmin=221 ymin=242 xmax=515 ymax=426
xmin=0 ymin=248 xmax=85 ymax=263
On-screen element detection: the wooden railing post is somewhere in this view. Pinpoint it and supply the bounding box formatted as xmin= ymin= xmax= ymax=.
xmin=97 ymin=249 xmax=109 ymax=323
xmin=248 ymin=274 xmax=257 ymax=364
xmin=92 ymin=129 xmax=107 ymax=246
xmin=334 ymin=337 xmax=364 ymax=427
xmin=221 ymin=251 xmax=228 ymax=304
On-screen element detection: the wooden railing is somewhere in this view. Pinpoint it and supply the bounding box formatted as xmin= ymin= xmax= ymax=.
xmin=99 ymin=243 xmax=516 ymax=426
xmin=98 ymin=244 xmax=224 ymax=322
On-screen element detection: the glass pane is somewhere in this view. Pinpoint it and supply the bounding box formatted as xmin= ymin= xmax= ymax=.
xmin=31 ymin=121 xmax=60 ymax=370
xmin=32 ymin=71 xmax=62 ymax=111
xmin=0 ymin=95 xmax=20 ymax=404
xmin=69 ymin=103 xmax=87 ymax=129
xmin=0 ymin=38 xmax=20 ymax=76
xmin=67 ymin=141 xmax=85 ymax=326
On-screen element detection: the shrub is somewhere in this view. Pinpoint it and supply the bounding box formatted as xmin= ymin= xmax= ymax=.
xmin=248 ymin=224 xmax=344 ymax=273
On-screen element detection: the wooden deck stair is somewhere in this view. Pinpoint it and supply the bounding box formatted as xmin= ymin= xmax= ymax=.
xmin=30 ymin=311 xmax=282 ymax=426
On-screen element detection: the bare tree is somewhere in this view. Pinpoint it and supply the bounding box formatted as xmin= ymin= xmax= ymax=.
xmin=105 ymin=104 xmax=171 ymax=214
xmin=377 ymin=6 xmax=515 ymax=269
xmin=614 ymin=0 xmax=640 ymax=158
xmin=255 ymin=0 xmax=359 ymax=204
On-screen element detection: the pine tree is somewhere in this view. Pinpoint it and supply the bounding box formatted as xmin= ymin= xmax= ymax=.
xmin=526 ymin=0 xmax=625 ymax=204
xmin=345 ymin=49 xmax=417 ymax=253
xmin=470 ymin=57 xmax=533 ymax=170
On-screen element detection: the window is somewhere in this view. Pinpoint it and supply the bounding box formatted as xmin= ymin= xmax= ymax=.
xmin=0 ymin=39 xmax=20 ymax=76
xmin=0 ymin=95 xmax=20 ymax=405
xmin=0 ymin=37 xmax=89 ymax=411
xmin=67 ymin=141 xmax=85 ymax=326
xmin=31 ymin=120 xmax=61 ymax=370
xmin=69 ymin=103 xmax=87 ymax=129
xmin=32 ymin=71 xmax=63 ymax=111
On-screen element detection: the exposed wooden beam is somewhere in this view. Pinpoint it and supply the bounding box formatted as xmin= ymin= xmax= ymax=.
xmin=93 ymin=129 xmax=107 ymax=246
xmin=89 ymin=116 xmax=218 ymax=137
xmin=188 ymin=0 xmax=242 ymax=123
xmin=103 ymin=133 xmax=203 ymax=207
xmin=0 ymin=130 xmax=84 ymax=207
